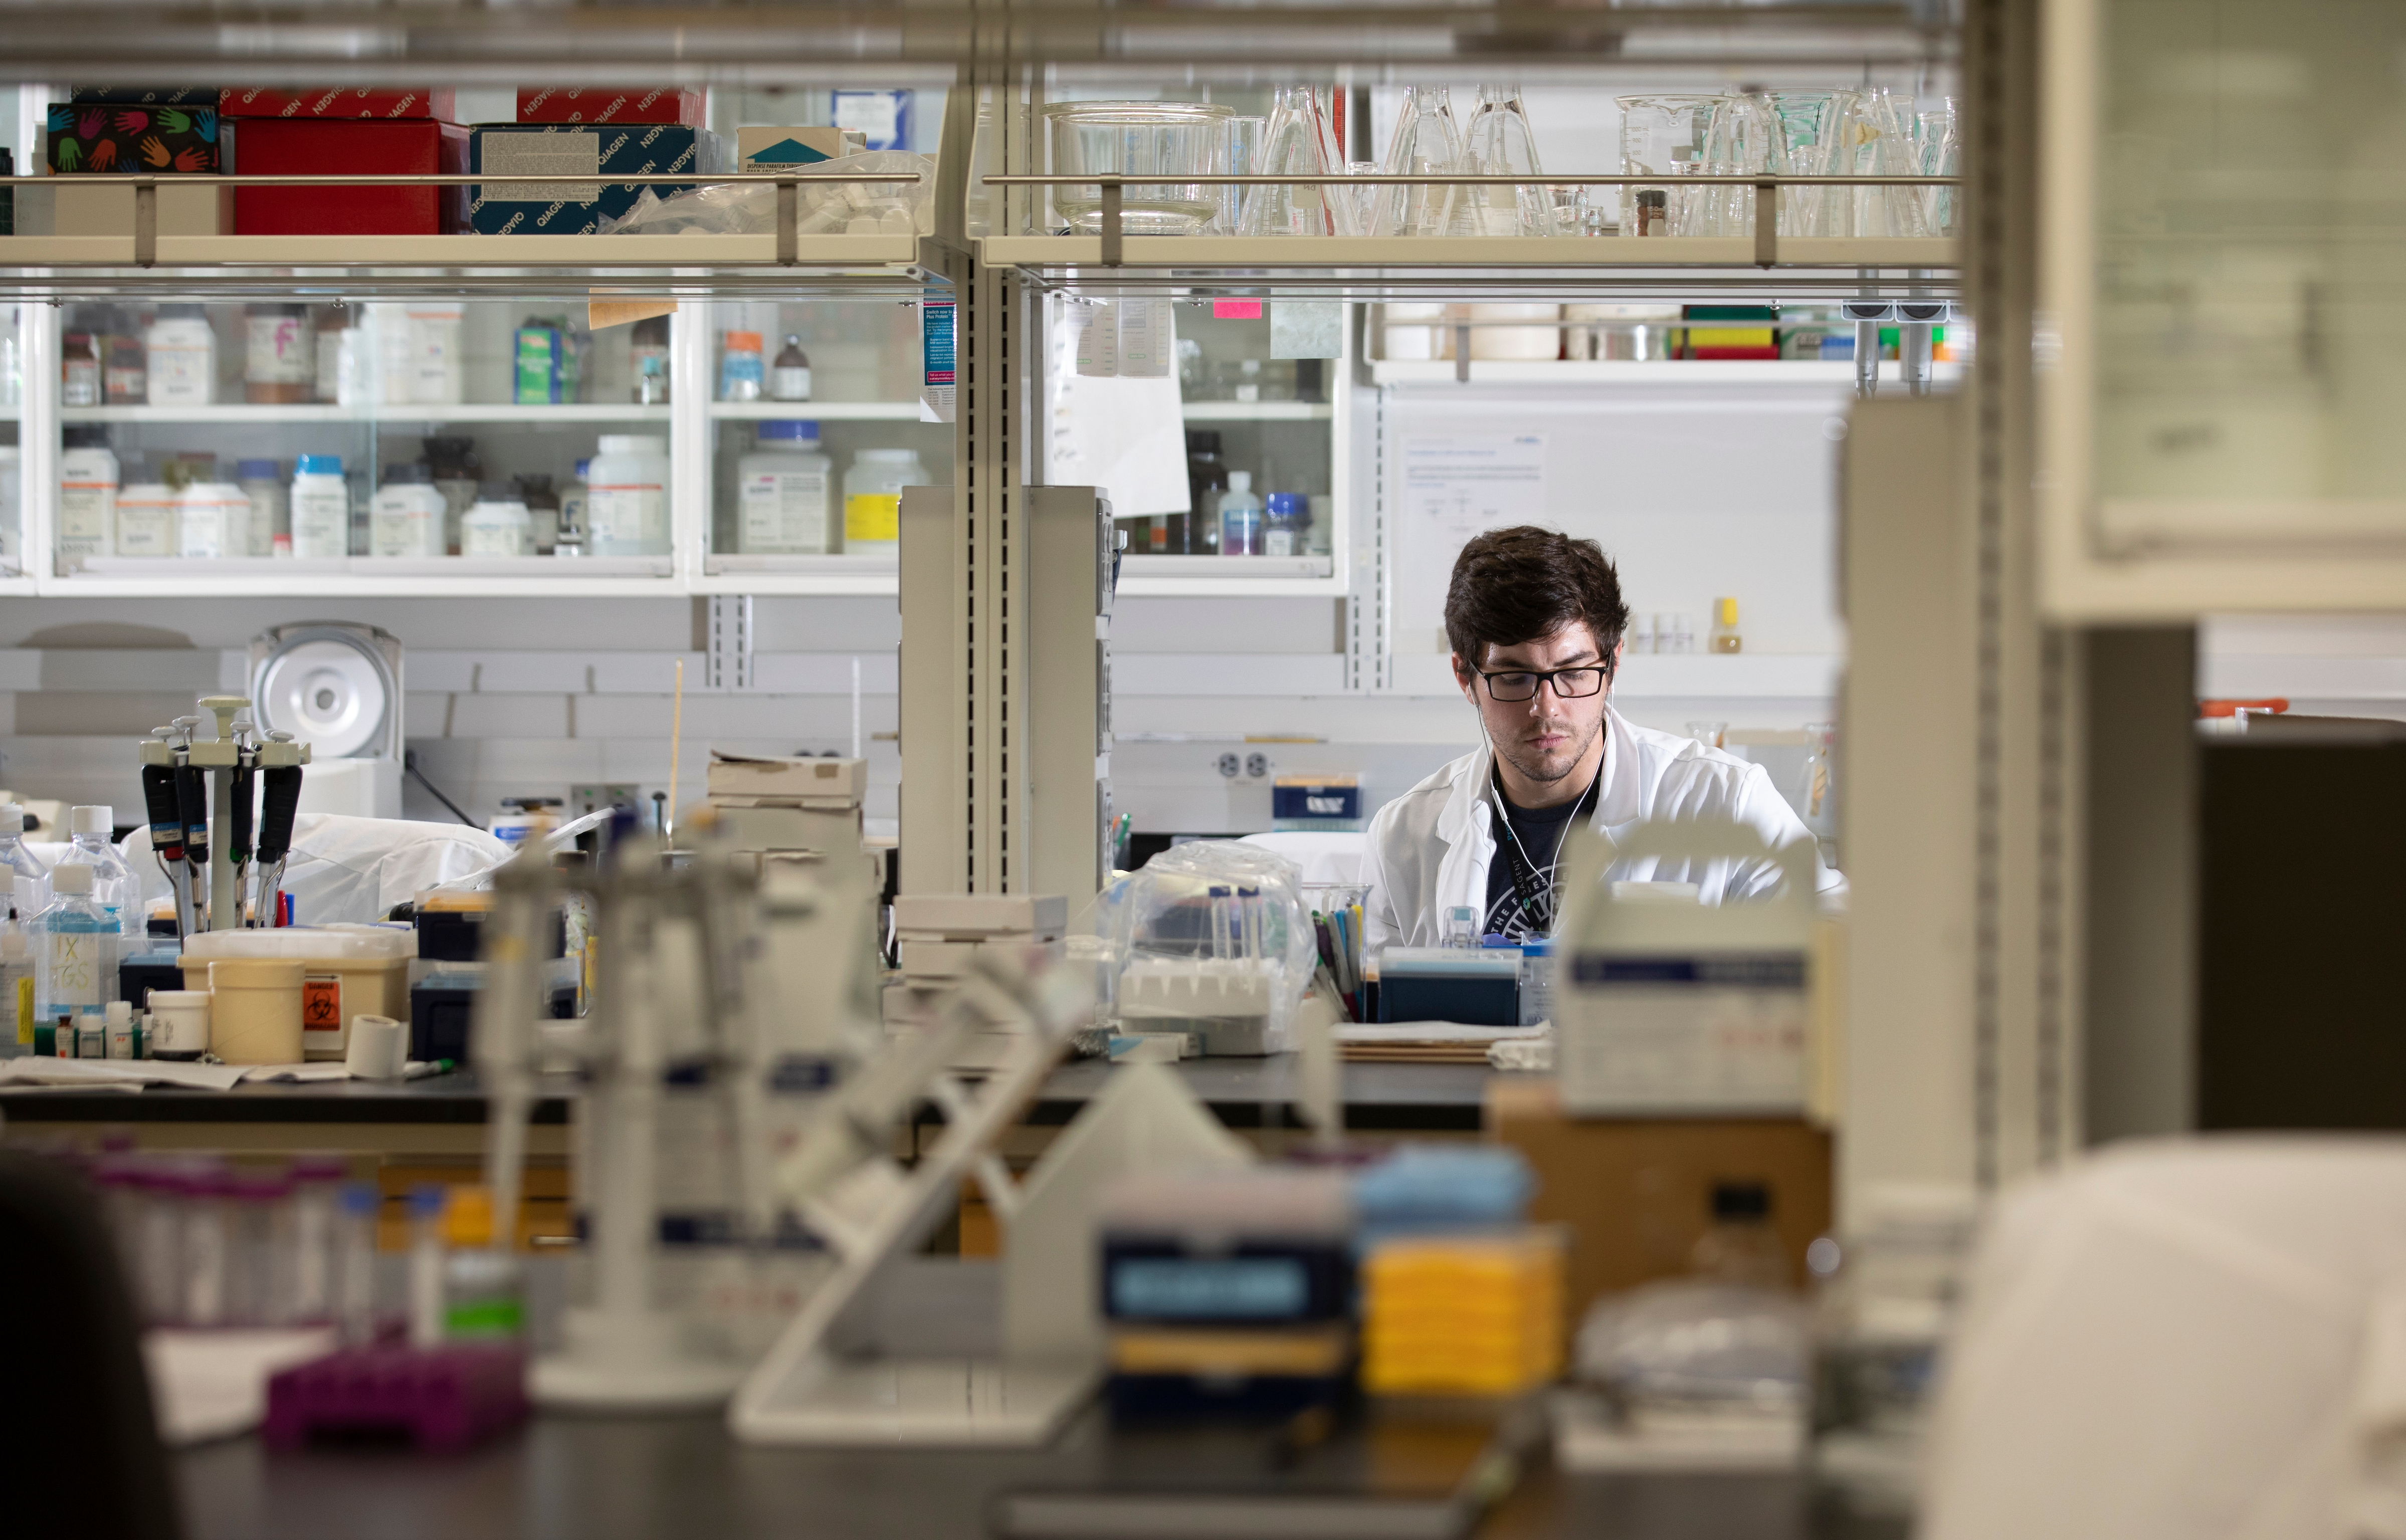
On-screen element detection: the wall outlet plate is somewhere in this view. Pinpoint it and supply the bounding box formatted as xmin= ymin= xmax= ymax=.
xmin=571 ymin=783 xmax=641 ymax=818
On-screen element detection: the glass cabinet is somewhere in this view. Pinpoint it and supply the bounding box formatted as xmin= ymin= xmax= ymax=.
xmin=696 ymin=297 xmax=951 ymax=583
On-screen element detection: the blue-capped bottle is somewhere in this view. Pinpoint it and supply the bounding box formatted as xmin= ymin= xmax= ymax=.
xmin=1262 ymin=492 xmax=1312 ymax=558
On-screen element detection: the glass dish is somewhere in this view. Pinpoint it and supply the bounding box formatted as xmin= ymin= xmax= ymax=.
xmin=1042 ymin=101 xmax=1236 ymax=237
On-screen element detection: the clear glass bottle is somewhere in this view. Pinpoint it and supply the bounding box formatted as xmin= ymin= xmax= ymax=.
xmin=1216 ymin=470 xmax=1263 ymax=555
xmin=245 ymin=303 xmax=312 ymax=404
xmin=59 ymin=805 xmax=134 ymax=936
xmin=336 ymin=1180 xmax=381 ymax=1345
xmin=630 ymin=314 xmax=671 ymax=405
xmin=770 ymin=333 xmax=813 ymax=401
xmin=61 ymin=329 xmax=101 ymax=406
xmin=1710 ymin=596 xmax=1743 ymax=653
xmin=1370 ymin=85 xmax=1465 ymax=239
xmin=99 ymin=308 xmax=146 ymax=404
xmin=555 ymin=459 xmax=590 ymax=557
xmin=32 ymin=861 xmax=114 ymax=1041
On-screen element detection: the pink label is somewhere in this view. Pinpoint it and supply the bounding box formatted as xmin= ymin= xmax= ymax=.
xmin=1212 ymin=300 xmax=1264 ymax=320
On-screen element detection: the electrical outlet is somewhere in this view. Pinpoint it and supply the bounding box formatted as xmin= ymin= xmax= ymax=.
xmin=571 ymin=783 xmax=641 ymax=818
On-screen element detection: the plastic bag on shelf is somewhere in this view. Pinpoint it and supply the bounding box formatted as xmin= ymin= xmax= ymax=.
xmin=599 ymin=150 xmax=937 ymax=238
xmin=1576 ymin=1278 xmax=1812 ymax=1420
xmin=1106 ymin=839 xmax=1315 ymax=1054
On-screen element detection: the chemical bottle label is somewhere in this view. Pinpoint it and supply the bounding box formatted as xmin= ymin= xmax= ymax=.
xmin=12 ymin=971 xmax=29 ymax=1045
xmin=587 ymin=485 xmax=664 ymax=550
xmin=741 ymin=470 xmax=829 ymax=552
xmin=845 ymin=493 xmax=902 ymax=544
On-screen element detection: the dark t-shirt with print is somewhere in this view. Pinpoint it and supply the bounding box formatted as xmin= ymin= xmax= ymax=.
xmin=1483 ymin=790 xmax=1588 ymax=942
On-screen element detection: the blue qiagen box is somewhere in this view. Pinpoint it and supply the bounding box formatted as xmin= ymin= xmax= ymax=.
xmin=466 ymin=123 xmax=717 ymax=235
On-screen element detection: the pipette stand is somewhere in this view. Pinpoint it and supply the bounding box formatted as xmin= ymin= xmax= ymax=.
xmin=479 ymin=832 xmax=780 ymax=1411
xmin=138 ymin=694 xmax=310 ymax=935
xmin=731 ymin=951 xmax=1245 ymax=1447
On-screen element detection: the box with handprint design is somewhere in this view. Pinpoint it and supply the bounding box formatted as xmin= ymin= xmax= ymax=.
xmin=46 ymin=102 xmax=220 ymax=175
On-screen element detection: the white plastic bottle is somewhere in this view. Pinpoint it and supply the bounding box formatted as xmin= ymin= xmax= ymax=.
xmin=842 ymin=447 xmax=926 ymax=557
xmin=33 ymin=862 xmax=115 ymax=1042
xmin=585 ymin=435 xmax=669 ymax=557
xmin=370 ymin=465 xmax=446 ymax=558
xmin=176 ymin=481 xmax=250 ymax=560
xmin=290 ymin=455 xmax=350 ymax=559
xmin=461 ymin=484 xmax=532 ymax=557
xmin=114 ymin=480 xmax=178 ymax=558
xmin=58 ymin=436 xmax=119 ymax=564
xmin=554 ymin=459 xmax=590 ymax=557
xmin=145 ymin=305 xmax=217 ymax=408
xmin=59 ymin=805 xmax=136 ymax=938
xmin=738 ymin=420 xmax=834 ymax=554
xmin=1215 ymin=471 xmax=1264 ymax=556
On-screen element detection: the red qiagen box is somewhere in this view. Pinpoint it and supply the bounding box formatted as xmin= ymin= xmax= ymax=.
xmin=221 ymin=87 xmax=457 ymax=121
xmin=229 ymin=119 xmax=470 ymax=235
xmin=515 ymin=86 xmax=705 ymax=125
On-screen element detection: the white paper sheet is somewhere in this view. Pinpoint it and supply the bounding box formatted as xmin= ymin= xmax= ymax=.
xmin=1393 ymin=432 xmax=1551 ymax=652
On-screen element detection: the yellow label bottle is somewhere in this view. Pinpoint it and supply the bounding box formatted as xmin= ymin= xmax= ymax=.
xmin=1709 ymin=596 xmax=1743 ymax=654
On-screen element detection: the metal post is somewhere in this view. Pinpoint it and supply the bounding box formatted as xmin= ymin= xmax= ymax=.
xmin=132 ymin=177 xmax=156 ymax=268
xmin=776 ymin=177 xmax=797 ymax=266
xmin=1099 ymin=180 xmax=1122 ymax=267
xmin=1753 ymin=178 xmax=1778 ymax=267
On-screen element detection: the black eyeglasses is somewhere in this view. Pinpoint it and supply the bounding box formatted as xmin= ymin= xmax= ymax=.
xmin=1473 ymin=665 xmax=1610 ymax=703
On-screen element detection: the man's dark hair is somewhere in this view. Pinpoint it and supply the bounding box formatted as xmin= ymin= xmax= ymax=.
xmin=1445 ymin=525 xmax=1632 ymax=674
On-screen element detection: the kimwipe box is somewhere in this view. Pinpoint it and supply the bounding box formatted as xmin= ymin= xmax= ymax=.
xmin=466 ymin=122 xmax=714 ymax=236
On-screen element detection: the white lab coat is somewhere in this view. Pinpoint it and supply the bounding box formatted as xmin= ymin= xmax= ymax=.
xmin=1362 ymin=705 xmax=1843 ymax=950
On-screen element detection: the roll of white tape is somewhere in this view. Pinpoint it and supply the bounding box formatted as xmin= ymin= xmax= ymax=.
xmin=345 ymin=1013 xmax=409 ymax=1080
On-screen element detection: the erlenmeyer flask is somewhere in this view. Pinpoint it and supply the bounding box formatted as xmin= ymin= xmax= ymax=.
xmin=1698 ymin=92 xmax=1785 ymax=237
xmin=1914 ymin=100 xmax=1960 ymax=237
xmin=1239 ymin=85 xmax=1357 ymax=238
xmin=1454 ymin=84 xmax=1555 ymax=237
xmin=1829 ymin=87 xmax=1930 ymax=239
xmin=1370 ymin=85 xmax=1465 ymax=239
xmin=1767 ymin=90 xmax=1842 ymax=235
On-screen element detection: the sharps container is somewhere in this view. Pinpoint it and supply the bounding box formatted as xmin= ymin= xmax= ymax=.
xmin=209 ymin=958 xmax=306 ymax=1063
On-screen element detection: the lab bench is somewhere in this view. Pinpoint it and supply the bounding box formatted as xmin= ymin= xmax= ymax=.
xmin=173 ymin=1406 xmax=1903 ymax=1540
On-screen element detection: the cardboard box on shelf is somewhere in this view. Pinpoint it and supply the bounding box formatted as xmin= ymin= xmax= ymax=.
xmin=225 ymin=119 xmax=470 ymax=236
xmin=221 ymin=87 xmax=458 ymax=122
xmin=47 ymin=102 xmax=219 ymax=175
xmin=466 ymin=122 xmax=715 ymax=236
xmin=1485 ymin=1077 xmax=1833 ymax=1328
xmin=30 ymin=182 xmax=231 ymax=238
xmin=735 ymin=125 xmax=865 ymax=172
xmin=514 ymin=87 xmax=705 ymax=126
xmin=67 ymin=86 xmax=215 ymax=106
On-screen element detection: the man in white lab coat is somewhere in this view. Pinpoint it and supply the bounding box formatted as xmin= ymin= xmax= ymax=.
xmin=1363 ymin=525 xmax=1841 ymax=950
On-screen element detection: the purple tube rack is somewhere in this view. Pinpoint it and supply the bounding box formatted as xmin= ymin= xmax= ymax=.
xmin=264 ymin=1343 xmax=528 ymax=1452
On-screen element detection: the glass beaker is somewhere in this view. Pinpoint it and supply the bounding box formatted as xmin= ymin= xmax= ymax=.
xmin=1218 ymin=115 xmax=1267 ymax=233
xmin=1368 ymin=85 xmax=1465 ymax=239
xmin=1042 ymin=101 xmax=1235 ymax=237
xmin=1240 ymin=85 xmax=1356 ymax=237
xmin=1617 ymin=94 xmax=1723 ymax=237
xmin=1797 ymin=721 xmax=1839 ymax=866
xmin=1455 ymin=84 xmax=1554 ymax=237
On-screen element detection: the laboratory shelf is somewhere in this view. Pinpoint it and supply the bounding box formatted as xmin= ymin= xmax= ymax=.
xmin=706 ymin=401 xmax=929 ymax=421
xmin=1369 ymin=359 xmax=1968 ymax=387
xmin=1117 ymin=553 xmax=1344 ymax=597
xmin=48 ymin=554 xmax=678 ymax=597
xmin=0 ymin=233 xmax=942 ymax=299
xmin=695 ymin=553 xmax=900 ymax=596
xmin=371 ymin=403 xmax=675 ymax=424
xmin=61 ymin=402 xmax=677 ymax=424
xmin=62 ymin=403 xmax=357 ymax=424
xmin=1180 ymin=401 xmax=1333 ymax=422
